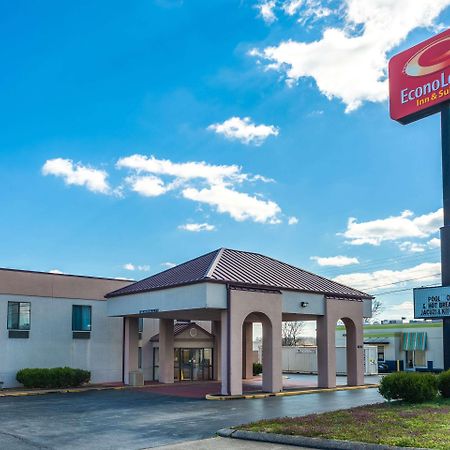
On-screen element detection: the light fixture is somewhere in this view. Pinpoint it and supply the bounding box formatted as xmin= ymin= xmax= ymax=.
xmin=300 ymin=301 xmax=309 ymax=308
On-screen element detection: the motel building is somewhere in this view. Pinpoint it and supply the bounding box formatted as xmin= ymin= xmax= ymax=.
xmin=336 ymin=319 xmax=444 ymax=373
xmin=0 ymin=248 xmax=373 ymax=395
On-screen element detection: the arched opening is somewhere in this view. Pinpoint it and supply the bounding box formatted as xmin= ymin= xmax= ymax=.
xmin=242 ymin=311 xmax=275 ymax=393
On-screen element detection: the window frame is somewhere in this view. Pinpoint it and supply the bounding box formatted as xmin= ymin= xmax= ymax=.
xmin=377 ymin=345 xmax=385 ymax=362
xmin=7 ymin=301 xmax=31 ymax=331
xmin=71 ymin=305 xmax=92 ymax=332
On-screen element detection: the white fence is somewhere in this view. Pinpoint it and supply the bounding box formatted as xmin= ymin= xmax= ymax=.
xmin=282 ymin=345 xmax=378 ymax=375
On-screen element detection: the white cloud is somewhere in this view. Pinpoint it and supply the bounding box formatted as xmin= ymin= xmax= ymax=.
xmin=256 ymin=0 xmax=277 ymax=23
xmin=42 ymin=158 xmax=111 ymax=194
xmin=125 ymin=175 xmax=168 ymax=197
xmin=282 ymin=0 xmax=303 ymax=16
xmin=182 ymin=185 xmax=282 ymax=224
xmin=117 ymin=154 xmax=282 ymax=224
xmin=208 ymin=117 xmax=279 ymax=146
xmin=311 ymin=255 xmax=359 ymax=267
xmin=251 ymin=0 xmax=450 ymax=112
xmin=333 ymin=262 xmax=440 ymax=292
xmin=117 ymin=154 xmax=245 ymax=185
xmin=381 ymin=300 xmax=414 ymax=321
xmin=428 ymin=237 xmax=441 ymax=249
xmin=45 ymin=154 xmax=283 ymax=225
xmin=288 ymin=216 xmax=299 ymax=225
xmin=398 ymin=241 xmax=426 ymax=253
xmin=123 ymin=263 xmax=150 ymax=272
xmin=307 ymin=109 xmax=324 ymax=117
xmin=178 ymin=222 xmax=216 ymax=232
xmin=49 ymin=269 xmax=64 ymax=274
xmin=161 ymin=262 xmax=177 ymax=269
xmin=342 ymin=209 xmax=443 ymax=246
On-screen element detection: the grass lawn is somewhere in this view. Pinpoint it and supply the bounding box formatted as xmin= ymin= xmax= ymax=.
xmin=238 ymin=398 xmax=450 ymax=449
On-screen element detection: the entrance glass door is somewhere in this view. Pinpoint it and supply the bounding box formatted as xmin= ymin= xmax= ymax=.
xmin=180 ymin=349 xmax=193 ymax=381
xmin=175 ymin=348 xmax=213 ymax=381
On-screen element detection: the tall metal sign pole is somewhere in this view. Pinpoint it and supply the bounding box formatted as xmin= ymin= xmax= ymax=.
xmin=441 ymin=104 xmax=450 ymax=370
xmin=389 ymin=29 xmax=450 ymax=370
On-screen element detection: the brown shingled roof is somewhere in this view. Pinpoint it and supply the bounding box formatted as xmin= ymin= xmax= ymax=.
xmin=149 ymin=322 xmax=213 ymax=342
xmin=106 ymin=248 xmax=372 ymax=299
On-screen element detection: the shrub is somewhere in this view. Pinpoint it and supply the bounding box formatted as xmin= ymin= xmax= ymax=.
xmin=379 ymin=371 xmax=438 ymax=403
xmin=16 ymin=367 xmax=90 ymax=389
xmin=438 ymin=369 xmax=450 ymax=398
xmin=253 ymin=362 xmax=262 ymax=376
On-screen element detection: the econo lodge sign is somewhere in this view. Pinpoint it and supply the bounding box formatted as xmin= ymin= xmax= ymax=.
xmin=389 ymin=28 xmax=450 ymax=124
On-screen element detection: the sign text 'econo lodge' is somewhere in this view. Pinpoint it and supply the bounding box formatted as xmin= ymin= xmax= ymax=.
xmin=390 ymin=29 xmax=450 ymax=124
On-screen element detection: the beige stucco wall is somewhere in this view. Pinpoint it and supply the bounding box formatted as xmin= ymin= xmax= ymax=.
xmin=0 ymin=294 xmax=124 ymax=387
xmin=0 ymin=268 xmax=132 ymax=300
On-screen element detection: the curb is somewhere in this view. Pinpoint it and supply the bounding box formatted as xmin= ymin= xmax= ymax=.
xmin=0 ymin=385 xmax=130 ymax=398
xmin=216 ymin=429 xmax=429 ymax=450
xmin=206 ymin=384 xmax=379 ymax=400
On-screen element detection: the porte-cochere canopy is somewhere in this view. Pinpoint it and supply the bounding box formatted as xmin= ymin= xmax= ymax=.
xmin=107 ymin=248 xmax=373 ymax=396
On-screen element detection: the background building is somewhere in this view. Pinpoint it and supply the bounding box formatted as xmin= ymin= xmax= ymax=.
xmin=336 ymin=320 xmax=444 ymax=372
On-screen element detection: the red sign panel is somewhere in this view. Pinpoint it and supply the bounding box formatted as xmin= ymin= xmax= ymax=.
xmin=389 ymin=28 xmax=450 ymax=124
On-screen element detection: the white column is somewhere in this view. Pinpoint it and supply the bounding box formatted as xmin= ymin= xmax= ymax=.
xmin=242 ymin=322 xmax=254 ymax=379
xmin=159 ymin=318 xmax=174 ymax=384
xmin=123 ymin=317 xmax=139 ymax=385
xmin=228 ymin=310 xmax=243 ymax=396
xmin=212 ymin=320 xmax=221 ymax=381
xmin=317 ymin=315 xmax=336 ymax=388
xmin=262 ymin=317 xmax=283 ymax=393
xmin=220 ymin=311 xmax=229 ymax=395
xmin=345 ymin=318 xmax=365 ymax=386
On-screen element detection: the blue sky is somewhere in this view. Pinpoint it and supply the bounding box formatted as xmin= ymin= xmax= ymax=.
xmin=1 ymin=0 xmax=450 ymax=321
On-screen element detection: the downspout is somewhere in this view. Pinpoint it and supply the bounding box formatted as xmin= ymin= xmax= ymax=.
xmin=226 ymin=283 xmax=231 ymax=396
xmin=121 ymin=318 xmax=126 ymax=384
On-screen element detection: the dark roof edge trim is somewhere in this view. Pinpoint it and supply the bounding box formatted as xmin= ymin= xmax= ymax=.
xmin=106 ymin=278 xmax=372 ymax=300
xmin=228 ymin=285 xmax=281 ymax=294
xmin=0 ymin=267 xmax=134 ymax=283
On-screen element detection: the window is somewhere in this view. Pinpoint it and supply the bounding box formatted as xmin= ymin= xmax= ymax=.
xmin=406 ymin=350 xmax=427 ymax=368
xmin=414 ymin=350 xmax=427 ymax=368
xmin=377 ymin=345 xmax=385 ymax=362
xmin=72 ymin=305 xmax=91 ymax=331
xmin=138 ymin=347 xmax=142 ymax=369
xmin=7 ymin=302 xmax=31 ymax=330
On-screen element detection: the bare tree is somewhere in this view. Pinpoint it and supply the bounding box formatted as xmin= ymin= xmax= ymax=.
xmin=364 ymin=298 xmax=384 ymax=324
xmin=282 ymin=321 xmax=305 ymax=346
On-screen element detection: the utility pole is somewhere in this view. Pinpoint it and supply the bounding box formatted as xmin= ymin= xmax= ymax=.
xmin=441 ymin=103 xmax=450 ymax=370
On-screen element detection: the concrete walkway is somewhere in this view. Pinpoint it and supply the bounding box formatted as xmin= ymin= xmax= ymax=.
xmin=154 ymin=437 xmax=304 ymax=449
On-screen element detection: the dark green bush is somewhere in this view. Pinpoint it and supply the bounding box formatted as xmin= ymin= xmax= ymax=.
xmin=253 ymin=362 xmax=262 ymax=376
xmin=16 ymin=367 xmax=90 ymax=388
xmin=379 ymin=371 xmax=438 ymax=403
xmin=438 ymin=369 xmax=450 ymax=398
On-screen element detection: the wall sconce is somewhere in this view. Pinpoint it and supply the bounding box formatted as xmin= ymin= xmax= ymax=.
xmin=300 ymin=301 xmax=309 ymax=308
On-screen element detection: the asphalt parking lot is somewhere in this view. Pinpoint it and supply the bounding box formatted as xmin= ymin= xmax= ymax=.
xmin=0 ymin=381 xmax=383 ymax=450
